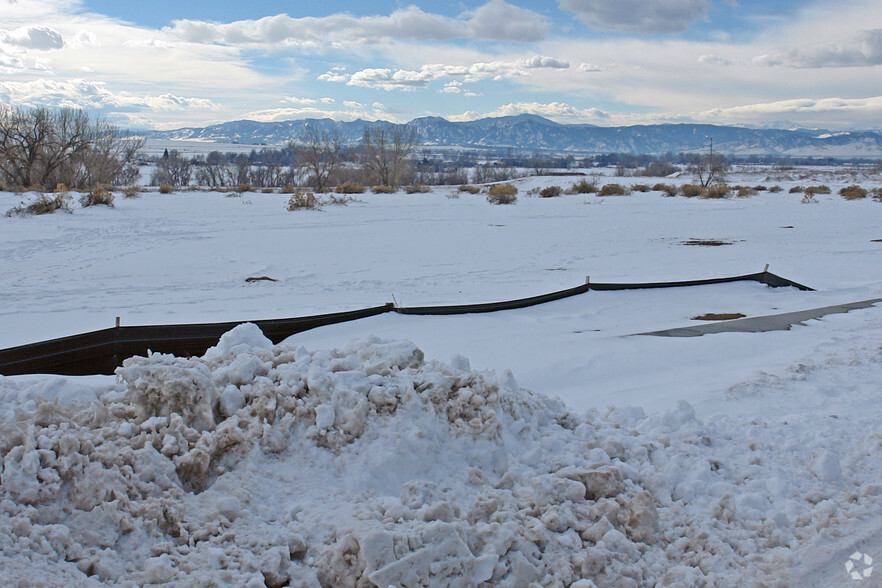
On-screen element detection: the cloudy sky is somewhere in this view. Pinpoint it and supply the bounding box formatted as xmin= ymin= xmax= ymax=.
xmin=2 ymin=0 xmax=882 ymax=130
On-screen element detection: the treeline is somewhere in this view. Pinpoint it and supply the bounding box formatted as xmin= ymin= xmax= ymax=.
xmin=0 ymin=106 xmax=143 ymax=191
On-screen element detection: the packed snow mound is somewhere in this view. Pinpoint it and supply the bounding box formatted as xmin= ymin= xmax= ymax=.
xmin=0 ymin=324 xmax=876 ymax=586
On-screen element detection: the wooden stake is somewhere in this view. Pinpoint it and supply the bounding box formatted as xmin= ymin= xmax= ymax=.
xmin=115 ymin=316 xmax=121 ymax=328
xmin=763 ymin=264 xmax=769 ymax=273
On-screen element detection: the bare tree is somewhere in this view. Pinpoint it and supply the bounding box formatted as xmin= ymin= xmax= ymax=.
xmin=75 ymin=119 xmax=144 ymax=187
xmin=0 ymin=106 xmax=142 ymax=189
xmin=293 ymin=126 xmax=344 ymax=192
xmin=690 ymin=138 xmax=729 ymax=187
xmin=152 ymin=150 xmax=192 ymax=187
xmin=360 ymin=125 xmax=417 ymax=187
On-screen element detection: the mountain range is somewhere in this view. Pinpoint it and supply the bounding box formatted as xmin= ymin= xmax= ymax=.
xmin=149 ymin=114 xmax=882 ymax=158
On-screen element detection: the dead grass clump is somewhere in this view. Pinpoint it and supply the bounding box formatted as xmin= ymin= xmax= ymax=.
xmin=371 ymin=185 xmax=395 ymax=194
xmin=805 ymin=185 xmax=831 ymax=195
xmin=158 ymin=185 xmax=174 ymax=194
xmin=539 ymin=185 xmax=562 ymax=198
xmin=703 ymin=184 xmax=730 ymax=199
xmin=872 ymin=188 xmax=882 ymax=202
xmin=337 ymin=181 xmax=365 ymax=194
xmin=839 ymin=185 xmax=868 ymax=200
xmin=652 ymin=183 xmax=679 ymax=197
xmin=280 ymin=184 xmax=297 ymax=194
xmin=458 ymin=184 xmax=481 ymax=194
xmin=286 ymin=191 xmax=322 ymax=211
xmin=631 ymin=184 xmax=651 ymax=193
xmin=598 ymin=183 xmax=628 ymax=196
xmin=735 ymin=186 xmax=758 ymax=198
xmin=486 ymin=183 xmax=518 ymax=204
xmin=768 ymin=185 xmax=783 ymax=193
xmin=789 ymin=186 xmax=804 ymax=194
xmin=405 ymin=184 xmax=431 ymax=194
xmin=80 ymin=185 xmax=115 ymax=207
xmin=6 ymin=193 xmax=72 ymax=217
xmin=680 ymin=184 xmax=704 ymax=198
xmin=567 ymin=179 xmax=597 ymax=194
xmin=123 ymin=186 xmax=142 ymax=198
xmin=236 ymin=183 xmax=252 ymax=193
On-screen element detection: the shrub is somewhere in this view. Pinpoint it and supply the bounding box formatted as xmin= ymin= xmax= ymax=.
xmin=405 ymin=183 xmax=431 ymax=194
xmin=735 ymin=186 xmax=758 ymax=198
xmin=236 ymin=182 xmax=252 ymax=193
xmin=652 ymin=183 xmax=679 ymax=197
xmin=458 ymin=184 xmax=480 ymax=194
xmin=567 ymin=179 xmax=597 ymax=194
xmin=6 ymin=193 xmax=72 ymax=216
xmin=680 ymin=184 xmax=704 ymax=198
xmin=872 ymin=188 xmax=882 ymax=202
xmin=80 ymin=186 xmax=115 ymax=207
xmin=789 ymin=186 xmax=804 ymax=194
xmin=286 ymin=191 xmax=322 ymax=211
xmin=839 ymin=185 xmax=868 ymax=200
xmin=486 ymin=183 xmax=518 ymax=204
xmin=261 ymin=188 xmax=275 ymax=194
xmin=123 ymin=186 xmax=141 ymax=198
xmin=801 ymin=193 xmax=818 ymax=204
xmin=631 ymin=184 xmax=651 ymax=193
xmin=337 ymin=181 xmax=365 ymax=194
xmin=598 ymin=183 xmax=628 ymax=196
xmin=638 ymin=161 xmax=679 ymax=177
xmin=539 ymin=185 xmax=562 ymax=198
xmin=371 ymin=185 xmax=395 ymax=194
xmin=280 ymin=184 xmax=297 ymax=194
xmin=158 ymin=185 xmax=174 ymax=194
xmin=768 ymin=185 xmax=783 ymax=193
xmin=805 ymin=185 xmax=831 ymax=195
xmin=703 ymin=183 xmax=730 ymax=199
xmin=324 ymin=194 xmax=355 ymax=206
xmin=752 ymin=185 xmax=768 ymax=192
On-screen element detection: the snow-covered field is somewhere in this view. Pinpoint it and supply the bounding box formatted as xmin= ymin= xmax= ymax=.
xmin=1 ymin=167 xmax=882 ymax=586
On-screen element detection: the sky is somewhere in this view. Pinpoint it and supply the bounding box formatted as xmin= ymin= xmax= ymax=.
xmin=2 ymin=0 xmax=882 ymax=131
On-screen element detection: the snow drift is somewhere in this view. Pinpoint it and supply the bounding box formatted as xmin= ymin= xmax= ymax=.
xmin=0 ymin=323 xmax=877 ymax=586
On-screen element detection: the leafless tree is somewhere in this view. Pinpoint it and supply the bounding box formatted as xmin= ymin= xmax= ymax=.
xmin=360 ymin=125 xmax=417 ymax=187
xmin=0 ymin=106 xmax=142 ymax=189
xmin=292 ymin=126 xmax=343 ymax=191
xmin=690 ymin=138 xmax=729 ymax=187
xmin=195 ymin=151 xmax=232 ymax=188
xmin=152 ymin=150 xmax=192 ymax=187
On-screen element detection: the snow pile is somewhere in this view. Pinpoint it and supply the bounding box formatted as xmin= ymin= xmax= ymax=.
xmin=0 ymin=324 xmax=877 ymax=586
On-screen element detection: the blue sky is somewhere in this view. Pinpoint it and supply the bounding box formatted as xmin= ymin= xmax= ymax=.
xmin=2 ymin=0 xmax=882 ymax=130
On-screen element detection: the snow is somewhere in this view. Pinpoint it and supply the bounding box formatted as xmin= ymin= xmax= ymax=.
xmin=2 ymin=167 xmax=882 ymax=585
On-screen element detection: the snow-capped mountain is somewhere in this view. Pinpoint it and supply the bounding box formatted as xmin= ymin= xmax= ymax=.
xmin=149 ymin=114 xmax=882 ymax=157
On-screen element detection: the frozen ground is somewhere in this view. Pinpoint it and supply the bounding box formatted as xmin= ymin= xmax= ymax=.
xmin=1 ymin=167 xmax=882 ymax=586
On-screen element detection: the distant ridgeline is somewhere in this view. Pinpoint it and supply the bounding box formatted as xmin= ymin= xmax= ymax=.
xmin=149 ymin=114 xmax=882 ymax=158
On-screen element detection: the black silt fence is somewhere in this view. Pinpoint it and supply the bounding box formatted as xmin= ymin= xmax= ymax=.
xmin=0 ymin=271 xmax=812 ymax=376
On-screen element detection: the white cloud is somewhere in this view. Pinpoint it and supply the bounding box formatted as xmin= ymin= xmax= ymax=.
xmin=68 ymin=29 xmax=101 ymax=49
xmin=322 ymin=56 xmax=570 ymax=90
xmin=558 ymin=0 xmax=710 ymax=34
xmin=166 ymin=1 xmax=547 ymax=48
xmin=579 ymin=63 xmax=607 ymax=72
xmin=0 ymin=25 xmax=64 ymax=50
xmin=698 ymin=54 xmax=730 ymax=66
xmin=244 ymin=101 xmax=394 ymax=123
xmin=0 ymin=78 xmax=218 ymax=112
xmin=465 ymin=0 xmax=549 ymax=42
xmin=755 ymin=28 xmax=882 ymax=68
xmin=451 ymin=101 xmax=612 ymax=124
xmin=697 ymin=95 xmax=882 ymax=123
